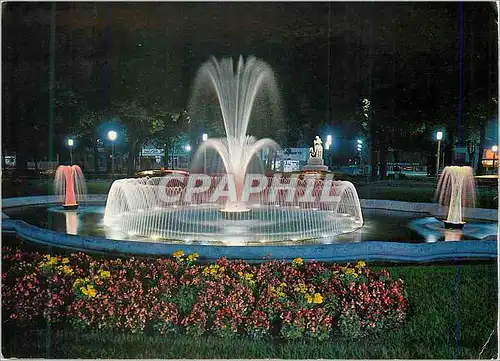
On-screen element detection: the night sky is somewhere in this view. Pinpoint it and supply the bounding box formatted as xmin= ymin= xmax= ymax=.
xmin=2 ymin=2 xmax=498 ymax=168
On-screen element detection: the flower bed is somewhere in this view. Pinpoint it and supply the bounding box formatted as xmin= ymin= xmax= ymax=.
xmin=2 ymin=247 xmax=407 ymax=340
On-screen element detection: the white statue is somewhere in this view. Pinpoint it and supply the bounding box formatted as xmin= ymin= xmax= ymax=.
xmin=309 ymin=147 xmax=316 ymax=159
xmin=313 ymin=136 xmax=323 ymax=159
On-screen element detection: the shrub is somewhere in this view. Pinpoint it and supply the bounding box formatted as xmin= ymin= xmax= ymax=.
xmin=2 ymin=249 xmax=407 ymax=341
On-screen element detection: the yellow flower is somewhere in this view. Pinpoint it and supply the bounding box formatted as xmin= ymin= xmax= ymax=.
xmin=47 ymin=257 xmax=58 ymax=266
xmin=99 ymin=270 xmax=111 ymax=278
xmin=80 ymin=284 xmax=97 ymax=298
xmin=294 ymin=283 xmax=308 ymax=294
xmin=73 ymin=277 xmax=90 ymax=289
xmin=60 ymin=265 xmax=74 ymax=275
xmin=280 ymin=282 xmax=287 ymax=288
xmin=313 ymin=293 xmax=323 ymax=304
xmin=245 ymin=273 xmax=254 ymax=280
xmin=172 ymin=250 xmax=185 ymax=258
xmin=344 ymin=267 xmax=355 ymax=275
xmin=187 ymin=253 xmax=199 ymax=261
xmin=357 ymin=260 xmax=366 ymax=268
xmin=87 ymin=285 xmax=97 ymax=298
xmin=292 ymin=257 xmax=304 ymax=267
xmin=237 ymin=271 xmax=243 ymax=277
xmin=62 ymin=257 xmax=70 ymax=264
xmin=305 ymin=294 xmax=313 ymax=304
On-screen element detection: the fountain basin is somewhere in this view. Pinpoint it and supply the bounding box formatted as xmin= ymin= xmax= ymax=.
xmin=1 ymin=196 xmax=497 ymax=262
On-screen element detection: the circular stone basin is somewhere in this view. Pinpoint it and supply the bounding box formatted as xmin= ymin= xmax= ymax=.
xmin=2 ymin=202 xmax=497 ymax=262
xmin=5 ymin=204 xmax=493 ymax=245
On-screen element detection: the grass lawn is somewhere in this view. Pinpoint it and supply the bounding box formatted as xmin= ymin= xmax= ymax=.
xmin=2 ymin=259 xmax=497 ymax=359
xmin=355 ymin=179 xmax=497 ymax=209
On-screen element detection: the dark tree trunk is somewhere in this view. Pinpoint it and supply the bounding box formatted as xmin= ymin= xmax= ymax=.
xmin=164 ymin=138 xmax=170 ymax=168
xmin=442 ymin=126 xmax=455 ymax=167
xmin=94 ymin=141 xmax=99 ymax=173
xmin=476 ymin=125 xmax=486 ymax=175
xmin=378 ymin=141 xmax=388 ymax=179
xmin=16 ymin=147 xmax=29 ymax=170
xmin=127 ymin=142 xmax=140 ymax=176
xmin=370 ymin=145 xmax=378 ymax=179
xmin=266 ymin=150 xmax=274 ymax=172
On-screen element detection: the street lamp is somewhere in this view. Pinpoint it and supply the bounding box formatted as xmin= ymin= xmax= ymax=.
xmin=202 ymin=134 xmax=208 ymax=174
xmin=436 ymin=131 xmax=443 ymax=175
xmin=67 ymin=138 xmax=74 ymax=165
xmin=325 ymin=135 xmax=332 ymax=150
xmin=108 ymin=130 xmax=117 ymax=180
xmin=325 ymin=135 xmax=332 ymax=168
xmin=357 ymin=141 xmax=363 ymax=172
xmin=185 ymin=144 xmax=191 ymax=170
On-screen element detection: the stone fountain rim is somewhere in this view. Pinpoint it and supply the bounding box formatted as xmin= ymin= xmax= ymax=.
xmin=2 ymin=195 xmax=497 ymax=222
xmin=1 ymin=195 xmax=497 ymax=262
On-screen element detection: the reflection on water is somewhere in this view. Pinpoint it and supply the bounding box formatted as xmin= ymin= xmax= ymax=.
xmin=444 ymin=230 xmax=462 ymax=242
xmin=409 ymin=217 xmax=497 ymax=242
xmin=65 ymin=211 xmax=79 ymax=235
xmin=4 ymin=205 xmax=496 ymax=245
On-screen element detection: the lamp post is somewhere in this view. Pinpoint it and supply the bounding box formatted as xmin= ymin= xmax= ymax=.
xmin=108 ymin=130 xmax=117 ymax=180
xmin=436 ymin=131 xmax=443 ymax=176
xmin=185 ymin=144 xmax=191 ymax=170
xmin=202 ymin=133 xmax=208 ymax=174
xmin=492 ymin=145 xmax=498 ymax=173
xmin=357 ymin=140 xmax=363 ymax=174
xmin=325 ymin=135 xmax=332 ymax=167
xmin=67 ymin=138 xmax=74 ymax=165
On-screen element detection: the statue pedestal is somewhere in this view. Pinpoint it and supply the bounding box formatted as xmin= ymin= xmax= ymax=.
xmin=302 ymin=158 xmax=329 ymax=171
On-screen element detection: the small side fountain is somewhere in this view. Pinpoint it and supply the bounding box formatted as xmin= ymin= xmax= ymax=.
xmin=435 ymin=166 xmax=476 ymax=229
xmin=54 ymin=165 xmax=87 ymax=210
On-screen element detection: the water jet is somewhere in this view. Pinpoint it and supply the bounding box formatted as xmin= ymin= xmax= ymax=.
xmin=435 ymin=166 xmax=475 ymax=229
xmin=54 ymin=165 xmax=87 ymax=210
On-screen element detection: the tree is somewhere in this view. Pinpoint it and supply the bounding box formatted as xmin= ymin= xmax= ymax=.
xmin=113 ymin=100 xmax=156 ymax=175
xmin=150 ymin=109 xmax=190 ymax=168
xmin=69 ymin=109 xmax=107 ymax=172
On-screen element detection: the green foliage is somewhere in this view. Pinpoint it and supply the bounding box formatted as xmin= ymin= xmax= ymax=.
xmin=173 ymin=285 xmax=199 ymax=315
xmin=338 ymin=312 xmax=364 ymax=338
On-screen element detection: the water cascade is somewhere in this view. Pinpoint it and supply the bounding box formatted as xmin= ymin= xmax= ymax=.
xmin=54 ymin=165 xmax=87 ymax=210
xmin=103 ymin=55 xmax=364 ymax=243
xmin=435 ymin=166 xmax=476 ymax=229
xmin=190 ymin=56 xmax=280 ymax=213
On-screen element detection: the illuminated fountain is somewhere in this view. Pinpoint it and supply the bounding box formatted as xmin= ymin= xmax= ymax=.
xmin=435 ymin=166 xmax=476 ymax=229
xmin=103 ymin=56 xmax=364 ymax=244
xmin=54 ymin=165 xmax=87 ymax=210
xmin=190 ymin=56 xmax=280 ymax=216
xmin=103 ymin=175 xmax=363 ymax=244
